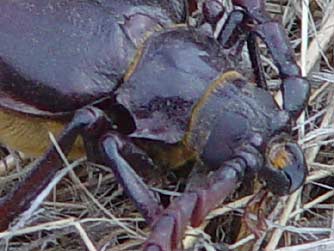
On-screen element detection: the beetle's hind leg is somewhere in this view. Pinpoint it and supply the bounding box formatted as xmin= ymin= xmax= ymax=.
xmin=0 ymin=108 xmax=97 ymax=231
xmin=0 ymin=106 xmax=162 ymax=231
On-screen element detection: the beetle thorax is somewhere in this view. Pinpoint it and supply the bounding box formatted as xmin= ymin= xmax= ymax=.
xmin=184 ymin=72 xmax=288 ymax=169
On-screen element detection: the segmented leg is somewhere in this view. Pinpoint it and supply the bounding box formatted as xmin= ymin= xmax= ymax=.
xmin=217 ymin=9 xmax=246 ymax=49
xmin=214 ymin=9 xmax=267 ymax=88
xmin=207 ymin=0 xmax=309 ymax=118
xmin=247 ymin=32 xmax=268 ymax=90
xmin=98 ymin=133 xmax=162 ymax=224
xmin=0 ymin=107 xmax=97 ymax=231
xmin=143 ymin=145 xmax=263 ymax=251
xmin=232 ymin=0 xmax=310 ymax=118
xmin=0 ymin=106 xmax=162 ymax=230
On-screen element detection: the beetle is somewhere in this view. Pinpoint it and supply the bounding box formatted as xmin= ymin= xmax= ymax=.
xmin=0 ymin=0 xmax=309 ymax=250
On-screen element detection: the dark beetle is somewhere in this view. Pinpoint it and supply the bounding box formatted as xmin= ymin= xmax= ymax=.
xmin=0 ymin=0 xmax=309 ymax=250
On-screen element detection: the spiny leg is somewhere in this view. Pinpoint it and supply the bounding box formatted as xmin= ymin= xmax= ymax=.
xmin=143 ymin=145 xmax=263 ymax=251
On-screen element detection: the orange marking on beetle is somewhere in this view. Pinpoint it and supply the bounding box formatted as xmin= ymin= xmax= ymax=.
xmin=270 ymin=148 xmax=292 ymax=170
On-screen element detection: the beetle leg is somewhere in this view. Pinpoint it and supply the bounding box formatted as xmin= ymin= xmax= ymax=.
xmin=202 ymin=0 xmax=225 ymax=29
xmin=232 ymin=0 xmax=310 ymax=119
xmin=246 ymin=32 xmax=268 ymax=90
xmin=252 ymin=22 xmax=310 ymax=119
xmin=144 ymin=161 xmax=242 ymax=251
xmin=0 ymin=107 xmax=102 ymax=231
xmin=217 ymin=9 xmax=246 ymax=49
xmin=0 ymin=106 xmax=162 ymax=230
xmin=216 ymin=9 xmax=268 ymax=89
xmin=232 ymin=0 xmax=271 ymax=23
xmin=143 ymin=145 xmax=263 ymax=251
xmin=94 ymin=133 xmax=162 ymax=224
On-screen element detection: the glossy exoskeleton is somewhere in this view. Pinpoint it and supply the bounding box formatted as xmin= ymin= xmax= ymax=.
xmin=0 ymin=0 xmax=309 ymax=250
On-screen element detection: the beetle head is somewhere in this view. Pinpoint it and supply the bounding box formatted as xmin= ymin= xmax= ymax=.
xmin=260 ymin=133 xmax=307 ymax=196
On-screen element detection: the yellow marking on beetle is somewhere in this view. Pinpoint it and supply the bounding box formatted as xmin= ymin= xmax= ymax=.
xmin=123 ymin=24 xmax=188 ymax=82
xmin=184 ymin=70 xmax=244 ymax=147
xmin=123 ymin=43 xmax=146 ymax=82
xmin=123 ymin=33 xmax=152 ymax=82
xmin=150 ymin=143 xmax=197 ymax=170
xmin=137 ymin=139 xmax=197 ymax=170
xmin=0 ymin=110 xmax=84 ymax=159
xmin=123 ymin=25 xmax=163 ymax=82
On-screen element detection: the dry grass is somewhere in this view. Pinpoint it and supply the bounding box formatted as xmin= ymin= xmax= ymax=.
xmin=0 ymin=0 xmax=334 ymax=250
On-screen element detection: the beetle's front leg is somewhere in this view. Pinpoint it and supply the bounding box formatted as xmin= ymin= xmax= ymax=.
xmin=254 ymin=22 xmax=310 ymax=118
xmin=143 ymin=145 xmax=263 ymax=251
xmin=206 ymin=5 xmax=268 ymax=89
xmin=233 ymin=0 xmax=310 ymax=118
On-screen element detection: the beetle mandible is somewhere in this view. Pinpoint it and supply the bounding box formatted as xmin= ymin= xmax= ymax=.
xmin=0 ymin=0 xmax=310 ymax=250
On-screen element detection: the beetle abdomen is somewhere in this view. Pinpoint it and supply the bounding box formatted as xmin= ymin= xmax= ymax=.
xmin=0 ymin=109 xmax=84 ymax=158
xmin=0 ymin=0 xmax=125 ymax=114
xmin=0 ymin=0 xmax=178 ymax=117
